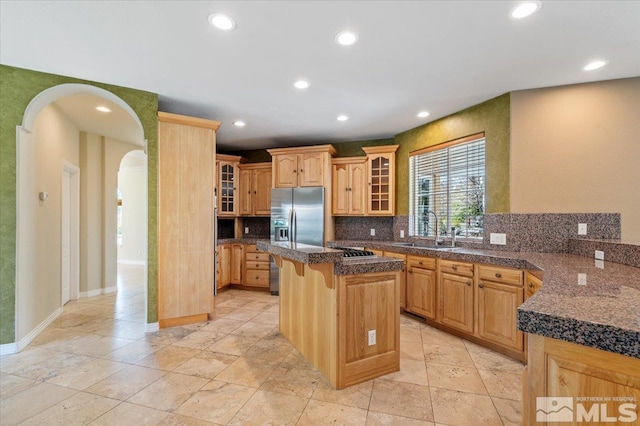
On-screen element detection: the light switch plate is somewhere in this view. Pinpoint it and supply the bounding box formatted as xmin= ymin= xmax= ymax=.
xmin=370 ymin=228 xmax=376 ymax=236
xmin=490 ymin=233 xmax=507 ymax=245
xmin=595 ymin=250 xmax=604 ymax=260
xmin=400 ymin=230 xmax=405 ymax=238
xmin=244 ymin=227 xmax=249 ymax=234
xmin=578 ymin=223 xmax=587 ymax=235
xmin=577 ymin=273 xmax=587 ymax=285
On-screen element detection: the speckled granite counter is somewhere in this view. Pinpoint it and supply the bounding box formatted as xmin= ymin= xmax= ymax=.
xmin=256 ymin=241 xmax=404 ymax=275
xmin=217 ymin=237 xmax=269 ymax=245
xmin=330 ymin=240 xmax=640 ymax=359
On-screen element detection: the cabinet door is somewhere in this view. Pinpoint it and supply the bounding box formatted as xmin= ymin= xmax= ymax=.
xmin=383 ymin=252 xmax=407 ymax=309
xmin=349 ymin=162 xmax=367 ymax=215
xmin=219 ymin=244 xmax=231 ymax=288
xmin=407 ymin=267 xmax=437 ymax=320
xmin=273 ymin=154 xmax=298 ymax=188
xmin=253 ymin=167 xmax=272 ymax=215
xmin=439 ymin=272 xmax=474 ymax=333
xmin=218 ymin=162 xmax=237 ymax=216
xmin=299 ymin=152 xmax=324 ymax=187
xmin=367 ymin=154 xmax=393 ymax=215
xmin=332 ymin=163 xmax=350 ymax=215
xmin=477 ymin=280 xmax=524 ymax=350
xmin=238 ymin=169 xmax=252 ymax=216
xmin=525 ymin=272 xmax=542 ymax=299
xmin=158 ymin=120 xmax=215 ymax=322
xmin=231 ymin=244 xmax=244 ymax=284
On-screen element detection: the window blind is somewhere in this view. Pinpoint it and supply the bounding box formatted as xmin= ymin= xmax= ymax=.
xmin=409 ymin=135 xmax=485 ymax=238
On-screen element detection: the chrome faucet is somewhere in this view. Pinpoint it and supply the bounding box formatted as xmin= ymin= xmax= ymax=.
xmin=424 ymin=210 xmax=442 ymax=245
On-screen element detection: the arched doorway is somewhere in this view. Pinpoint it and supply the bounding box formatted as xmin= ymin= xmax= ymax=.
xmin=15 ymin=83 xmax=147 ymax=350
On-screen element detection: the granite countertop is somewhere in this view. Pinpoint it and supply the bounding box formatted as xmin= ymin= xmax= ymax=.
xmin=331 ymin=240 xmax=640 ymax=359
xmin=218 ymin=237 xmax=269 ymax=244
xmin=256 ymin=241 xmax=404 ymax=276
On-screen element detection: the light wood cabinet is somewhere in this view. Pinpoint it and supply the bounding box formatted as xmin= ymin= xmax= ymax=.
xmin=231 ymin=244 xmax=244 ymax=284
xmin=476 ymin=265 xmax=524 ymax=351
xmin=217 ymin=244 xmax=231 ymax=289
xmin=362 ymin=145 xmax=399 ymax=216
xmin=268 ymin=145 xmax=336 ymax=188
xmin=158 ymin=112 xmax=219 ymax=327
xmin=331 ymin=157 xmax=367 ymax=216
xmin=243 ymin=244 xmax=270 ymax=288
xmin=406 ymin=255 xmax=437 ymax=320
xmin=439 ymin=271 xmax=474 ymax=333
xmin=383 ymin=251 xmax=407 ymax=309
xmin=239 ymin=163 xmax=272 ymax=216
xmin=525 ymin=271 xmax=542 ymax=299
xmin=524 ymin=334 xmax=640 ymax=425
xmin=216 ymin=154 xmax=242 ymax=217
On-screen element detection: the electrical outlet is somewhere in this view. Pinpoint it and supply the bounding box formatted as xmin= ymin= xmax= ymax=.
xmin=578 ymin=223 xmax=587 ymax=235
xmin=370 ymin=228 xmax=375 ymax=236
xmin=595 ymin=250 xmax=604 ymax=260
xmin=400 ymin=230 xmax=405 ymax=238
xmin=490 ymin=233 xmax=507 ymax=245
xmin=368 ymin=330 xmax=376 ymax=346
xmin=595 ymin=259 xmax=604 ymax=269
xmin=244 ymin=227 xmax=249 ymax=234
xmin=577 ymin=273 xmax=587 ymax=285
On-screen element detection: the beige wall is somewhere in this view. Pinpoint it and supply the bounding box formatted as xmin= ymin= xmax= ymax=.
xmin=18 ymin=104 xmax=79 ymax=338
xmin=117 ymin=154 xmax=147 ymax=263
xmin=510 ymin=77 xmax=640 ymax=240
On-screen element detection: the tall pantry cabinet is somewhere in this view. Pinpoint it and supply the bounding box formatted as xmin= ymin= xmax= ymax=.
xmin=157 ymin=112 xmax=220 ymax=328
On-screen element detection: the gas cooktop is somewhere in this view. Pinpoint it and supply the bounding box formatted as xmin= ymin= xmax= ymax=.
xmin=334 ymin=247 xmax=376 ymax=258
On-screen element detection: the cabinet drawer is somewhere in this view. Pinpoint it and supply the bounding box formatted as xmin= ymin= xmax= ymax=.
xmin=440 ymin=259 xmax=473 ymax=277
xmin=245 ymin=270 xmax=270 ymax=286
xmin=246 ymin=261 xmax=270 ymax=270
xmin=478 ymin=265 xmax=523 ymax=286
xmin=525 ymin=272 xmax=543 ymax=299
xmin=245 ymin=252 xmax=270 ymax=262
xmin=407 ymin=255 xmax=436 ymax=270
xmin=245 ymin=244 xmax=259 ymax=253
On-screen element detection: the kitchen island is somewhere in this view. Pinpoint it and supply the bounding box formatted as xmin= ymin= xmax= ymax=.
xmin=256 ymin=241 xmax=403 ymax=389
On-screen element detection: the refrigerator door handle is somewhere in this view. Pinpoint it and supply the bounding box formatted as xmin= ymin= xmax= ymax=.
xmin=291 ymin=208 xmax=297 ymax=242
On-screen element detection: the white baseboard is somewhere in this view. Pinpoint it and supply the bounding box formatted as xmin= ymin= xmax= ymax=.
xmin=79 ymin=285 xmax=117 ymax=298
xmin=145 ymin=322 xmax=159 ymax=333
xmin=1 ymin=307 xmax=63 ymax=355
xmin=117 ymin=260 xmax=145 ymax=265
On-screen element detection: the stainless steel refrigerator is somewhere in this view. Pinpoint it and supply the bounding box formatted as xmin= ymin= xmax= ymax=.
xmin=269 ymin=187 xmax=325 ymax=294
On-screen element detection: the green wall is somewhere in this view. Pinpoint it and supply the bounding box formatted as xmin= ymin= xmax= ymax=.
xmin=0 ymin=65 xmax=159 ymax=344
xmin=395 ymin=94 xmax=510 ymax=215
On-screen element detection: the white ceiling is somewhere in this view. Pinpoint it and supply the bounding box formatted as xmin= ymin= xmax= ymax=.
xmin=1 ymin=1 xmax=639 ymax=151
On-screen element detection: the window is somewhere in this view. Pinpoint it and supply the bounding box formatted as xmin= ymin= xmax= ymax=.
xmin=409 ymin=133 xmax=485 ymax=239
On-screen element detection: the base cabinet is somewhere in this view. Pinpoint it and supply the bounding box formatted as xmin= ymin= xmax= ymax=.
xmin=477 ymin=280 xmax=524 ymax=351
xmin=231 ymin=244 xmax=244 ymax=284
xmin=243 ymin=244 xmax=270 ymax=288
xmin=524 ymin=334 xmax=640 ymax=425
xmin=217 ymin=244 xmax=231 ymax=289
xmin=439 ymin=272 xmax=474 ymax=333
xmin=406 ymin=255 xmax=437 ymax=320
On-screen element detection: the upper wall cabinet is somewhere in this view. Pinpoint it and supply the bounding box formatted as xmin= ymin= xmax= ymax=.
xmin=216 ymin=154 xmax=242 ymax=217
xmin=362 ymin=145 xmax=399 ymax=216
xmin=268 ymin=145 xmax=336 ymax=188
xmin=331 ymin=157 xmax=367 ymax=216
xmin=158 ymin=112 xmax=219 ymax=327
xmin=239 ymin=162 xmax=272 ymax=216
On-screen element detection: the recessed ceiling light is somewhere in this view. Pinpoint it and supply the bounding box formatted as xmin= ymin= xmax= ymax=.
xmin=335 ymin=31 xmax=358 ymax=46
xmin=583 ymin=60 xmax=608 ymax=71
xmin=95 ymin=106 xmax=111 ymax=113
xmin=509 ymin=1 xmax=541 ymax=19
xmin=208 ymin=13 xmax=236 ymax=31
xmin=232 ymin=120 xmax=246 ymax=127
xmin=337 ymin=115 xmax=349 ymax=121
xmin=294 ymin=80 xmax=310 ymax=89
xmin=417 ymin=111 xmax=430 ymax=118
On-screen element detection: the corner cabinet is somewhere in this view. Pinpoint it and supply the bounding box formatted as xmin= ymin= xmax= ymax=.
xmin=216 ymin=154 xmax=242 ymax=217
xmin=238 ymin=162 xmax=272 ymax=216
xmin=331 ymin=157 xmax=367 ymax=216
xmin=362 ymin=145 xmax=399 ymax=216
xmin=158 ymin=112 xmax=219 ymax=328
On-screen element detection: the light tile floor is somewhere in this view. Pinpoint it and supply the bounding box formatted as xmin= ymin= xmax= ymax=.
xmin=1 ymin=264 xmax=524 ymax=425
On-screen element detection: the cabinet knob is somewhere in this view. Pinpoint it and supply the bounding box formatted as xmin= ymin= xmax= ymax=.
xmin=255 ymin=255 xmax=259 ymax=259
xmin=254 ymin=191 xmax=257 ymax=194
xmin=408 ymin=269 xmax=413 ymax=274
xmin=452 ymin=265 xmax=458 ymax=271
xmin=300 ymin=169 xmax=304 ymax=173
xmin=466 ymin=281 xmax=471 ymax=286
xmin=479 ymin=283 xmax=485 ymax=288
xmin=529 ymin=282 xmax=534 ymax=288
xmin=293 ymin=169 xmax=297 ymax=173
xmin=495 ymin=273 xmax=502 ymax=278
xmin=419 ymin=261 xmax=423 ymax=265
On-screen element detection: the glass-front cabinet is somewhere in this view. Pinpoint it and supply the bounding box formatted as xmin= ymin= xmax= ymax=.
xmin=362 ymin=145 xmax=399 ymax=216
xmin=216 ymin=154 xmax=242 ymax=217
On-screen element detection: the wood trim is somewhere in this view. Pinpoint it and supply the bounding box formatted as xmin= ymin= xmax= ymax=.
xmin=237 ymin=161 xmax=271 ymax=170
xmin=267 ymin=144 xmax=337 ymax=157
xmin=361 ymin=145 xmax=399 ymax=155
xmin=217 ymin=153 xmax=244 ymax=163
xmin=159 ymin=313 xmax=208 ymax=328
xmin=409 ymin=132 xmax=485 ymax=157
xmin=158 ymin=111 xmax=221 ymax=131
xmin=331 ymin=156 xmax=367 ymax=165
